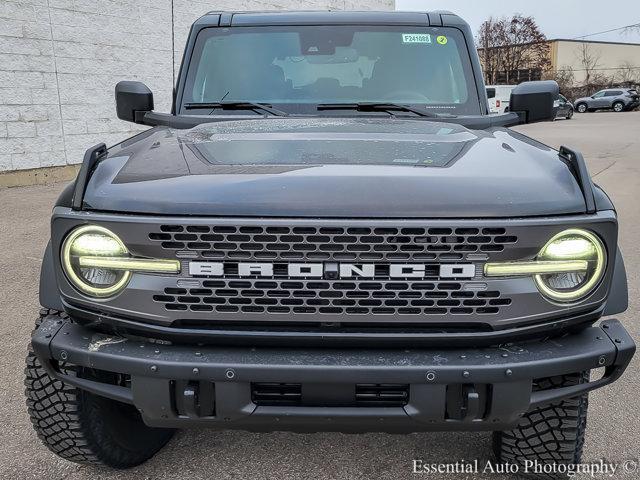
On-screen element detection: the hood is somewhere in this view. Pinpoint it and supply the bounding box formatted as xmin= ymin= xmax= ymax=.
xmin=83 ymin=118 xmax=587 ymax=218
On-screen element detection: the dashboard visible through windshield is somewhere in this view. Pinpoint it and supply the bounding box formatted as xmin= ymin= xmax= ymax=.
xmin=181 ymin=25 xmax=481 ymax=115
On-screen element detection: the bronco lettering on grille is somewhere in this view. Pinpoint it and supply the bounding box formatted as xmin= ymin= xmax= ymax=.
xmin=188 ymin=262 xmax=476 ymax=279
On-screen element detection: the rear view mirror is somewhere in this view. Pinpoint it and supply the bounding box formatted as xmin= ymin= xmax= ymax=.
xmin=115 ymin=81 xmax=153 ymax=124
xmin=509 ymin=80 xmax=559 ymax=124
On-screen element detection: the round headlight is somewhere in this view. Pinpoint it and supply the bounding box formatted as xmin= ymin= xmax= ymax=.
xmin=61 ymin=225 xmax=131 ymax=297
xmin=534 ymin=229 xmax=606 ymax=302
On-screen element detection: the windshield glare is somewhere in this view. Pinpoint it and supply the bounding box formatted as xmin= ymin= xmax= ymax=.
xmin=182 ymin=26 xmax=480 ymax=115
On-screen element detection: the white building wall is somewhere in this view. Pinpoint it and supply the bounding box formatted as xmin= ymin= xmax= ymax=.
xmin=553 ymin=40 xmax=640 ymax=85
xmin=0 ymin=0 xmax=393 ymax=172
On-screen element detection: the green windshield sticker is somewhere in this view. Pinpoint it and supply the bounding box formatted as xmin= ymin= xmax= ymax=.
xmin=436 ymin=35 xmax=448 ymax=45
xmin=402 ymin=33 xmax=431 ymax=44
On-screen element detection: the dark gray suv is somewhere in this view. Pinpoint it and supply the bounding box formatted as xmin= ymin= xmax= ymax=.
xmin=575 ymin=88 xmax=639 ymax=113
xmin=26 ymin=9 xmax=634 ymax=476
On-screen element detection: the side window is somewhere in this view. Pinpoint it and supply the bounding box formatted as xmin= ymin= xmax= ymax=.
xmin=592 ymin=91 xmax=605 ymax=98
xmin=486 ymin=88 xmax=496 ymax=99
xmin=605 ymin=90 xmax=622 ymax=96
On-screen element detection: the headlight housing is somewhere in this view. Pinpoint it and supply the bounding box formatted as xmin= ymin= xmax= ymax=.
xmin=484 ymin=228 xmax=607 ymax=303
xmin=62 ymin=225 xmax=132 ymax=297
xmin=61 ymin=225 xmax=180 ymax=298
xmin=534 ymin=229 xmax=606 ymax=302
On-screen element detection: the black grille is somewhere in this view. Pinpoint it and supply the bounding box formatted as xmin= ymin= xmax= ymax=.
xmin=149 ymin=225 xmax=517 ymax=262
xmin=154 ymin=281 xmax=511 ymax=316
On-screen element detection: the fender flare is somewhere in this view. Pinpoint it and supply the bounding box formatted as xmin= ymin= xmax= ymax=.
xmin=39 ymin=241 xmax=64 ymax=311
xmin=604 ymin=247 xmax=628 ymax=316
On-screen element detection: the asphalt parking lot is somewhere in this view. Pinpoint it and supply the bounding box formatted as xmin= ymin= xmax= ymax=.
xmin=1 ymin=111 xmax=638 ymax=479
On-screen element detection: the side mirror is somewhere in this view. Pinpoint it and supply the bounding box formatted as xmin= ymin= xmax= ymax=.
xmin=115 ymin=81 xmax=153 ymax=123
xmin=509 ymin=80 xmax=559 ymax=124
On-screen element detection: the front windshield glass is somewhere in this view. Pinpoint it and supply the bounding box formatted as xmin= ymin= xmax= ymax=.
xmin=182 ymin=25 xmax=480 ymax=115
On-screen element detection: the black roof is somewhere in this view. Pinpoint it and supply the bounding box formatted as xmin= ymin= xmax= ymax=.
xmin=193 ymin=10 xmax=466 ymax=28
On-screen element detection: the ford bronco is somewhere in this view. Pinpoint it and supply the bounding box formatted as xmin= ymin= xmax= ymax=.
xmin=27 ymin=10 xmax=634 ymax=476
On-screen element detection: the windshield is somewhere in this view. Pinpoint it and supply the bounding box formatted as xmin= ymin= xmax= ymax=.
xmin=181 ymin=25 xmax=480 ymax=115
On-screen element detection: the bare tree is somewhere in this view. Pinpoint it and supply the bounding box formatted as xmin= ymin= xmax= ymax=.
xmin=577 ymin=43 xmax=597 ymax=83
xmin=477 ymin=14 xmax=550 ymax=84
xmin=500 ymin=15 xmax=550 ymax=83
xmin=616 ymin=61 xmax=639 ymax=85
xmin=478 ymin=17 xmax=502 ymax=84
xmin=544 ymin=66 xmax=575 ymax=96
xmin=576 ymin=43 xmax=605 ymax=86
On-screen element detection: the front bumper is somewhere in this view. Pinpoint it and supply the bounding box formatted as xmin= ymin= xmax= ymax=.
xmin=32 ymin=315 xmax=635 ymax=432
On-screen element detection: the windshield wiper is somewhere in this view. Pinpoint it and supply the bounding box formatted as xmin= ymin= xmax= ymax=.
xmin=317 ymin=102 xmax=440 ymax=117
xmin=183 ymin=101 xmax=288 ymax=116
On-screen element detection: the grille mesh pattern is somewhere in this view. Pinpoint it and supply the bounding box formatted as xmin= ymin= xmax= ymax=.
xmin=149 ymin=225 xmax=517 ymax=262
xmin=153 ymin=280 xmax=511 ymax=316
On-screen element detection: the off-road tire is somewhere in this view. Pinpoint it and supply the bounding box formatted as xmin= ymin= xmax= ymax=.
xmin=576 ymin=103 xmax=587 ymax=113
xmin=612 ymin=101 xmax=624 ymax=112
xmin=25 ymin=309 xmax=174 ymax=468
xmin=492 ymin=372 xmax=589 ymax=479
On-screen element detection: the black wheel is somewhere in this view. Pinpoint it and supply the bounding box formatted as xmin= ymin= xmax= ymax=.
xmin=612 ymin=101 xmax=624 ymax=112
xmin=576 ymin=103 xmax=587 ymax=113
xmin=566 ymin=109 xmax=573 ymax=120
xmin=25 ymin=309 xmax=174 ymax=468
xmin=492 ymin=373 xmax=588 ymax=479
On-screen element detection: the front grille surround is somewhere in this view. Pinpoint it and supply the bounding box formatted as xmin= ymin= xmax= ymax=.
xmin=52 ymin=210 xmax=617 ymax=337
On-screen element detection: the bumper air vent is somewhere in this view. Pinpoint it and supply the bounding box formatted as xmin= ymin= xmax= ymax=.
xmin=251 ymin=383 xmax=302 ymax=406
xmin=355 ymin=383 xmax=410 ymax=407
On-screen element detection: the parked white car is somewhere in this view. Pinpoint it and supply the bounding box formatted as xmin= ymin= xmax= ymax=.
xmin=486 ymin=85 xmax=516 ymax=114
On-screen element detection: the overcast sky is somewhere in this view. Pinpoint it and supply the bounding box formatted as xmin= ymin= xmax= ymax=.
xmin=396 ymin=0 xmax=640 ymax=44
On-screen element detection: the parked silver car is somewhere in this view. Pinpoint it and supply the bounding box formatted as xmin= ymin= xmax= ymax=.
xmin=574 ymin=88 xmax=639 ymax=113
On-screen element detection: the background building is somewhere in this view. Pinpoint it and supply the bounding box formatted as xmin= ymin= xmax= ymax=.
xmin=0 ymin=0 xmax=394 ymax=182
xmin=479 ymin=38 xmax=640 ymax=96
xmin=549 ymin=39 xmax=640 ymax=85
